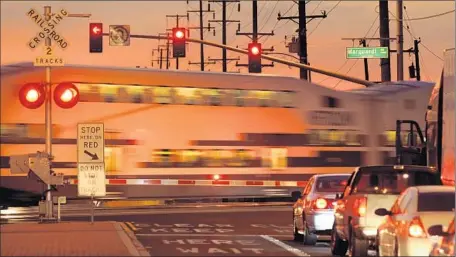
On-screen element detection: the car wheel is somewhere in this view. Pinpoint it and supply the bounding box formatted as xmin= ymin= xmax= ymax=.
xmin=303 ymin=221 xmax=317 ymax=246
xmin=293 ymin=218 xmax=303 ymax=241
xmin=349 ymin=228 xmax=369 ymax=257
xmin=331 ymin=225 xmax=348 ymax=256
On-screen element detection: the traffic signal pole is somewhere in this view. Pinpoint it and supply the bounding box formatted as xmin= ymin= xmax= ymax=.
xmin=102 ymin=33 xmax=374 ymax=87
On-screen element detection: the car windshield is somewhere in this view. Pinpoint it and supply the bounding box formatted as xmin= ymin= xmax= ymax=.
xmin=418 ymin=192 xmax=455 ymax=212
xmin=315 ymin=176 xmax=349 ymax=192
xmin=352 ymin=170 xmax=440 ymax=195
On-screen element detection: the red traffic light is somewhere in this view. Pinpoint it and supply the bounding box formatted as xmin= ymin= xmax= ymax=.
xmin=19 ymin=83 xmax=45 ymax=109
xmin=53 ymin=83 xmax=79 ymax=109
xmin=90 ymin=23 xmax=102 ymax=35
xmin=249 ymin=43 xmax=262 ymax=56
xmin=172 ymin=28 xmax=186 ymax=40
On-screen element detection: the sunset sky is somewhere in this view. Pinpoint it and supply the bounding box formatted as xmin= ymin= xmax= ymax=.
xmin=1 ymin=0 xmax=454 ymax=90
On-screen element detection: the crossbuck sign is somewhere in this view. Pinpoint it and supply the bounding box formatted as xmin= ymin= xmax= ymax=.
xmin=27 ymin=8 xmax=68 ymax=66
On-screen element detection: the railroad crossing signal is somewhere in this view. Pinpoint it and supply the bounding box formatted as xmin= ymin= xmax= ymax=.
xmin=248 ymin=42 xmax=262 ymax=73
xmin=172 ymin=27 xmax=186 ymax=58
xmin=27 ymin=8 xmax=67 ymax=66
xmin=89 ymin=23 xmax=103 ymax=53
xmin=19 ymin=82 xmax=79 ymax=109
xmin=109 ymin=25 xmax=130 ymax=46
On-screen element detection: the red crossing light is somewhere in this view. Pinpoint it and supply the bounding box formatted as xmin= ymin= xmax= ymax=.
xmin=172 ymin=27 xmax=186 ymax=58
xmin=19 ymin=83 xmax=46 ymax=109
xmin=53 ymin=83 xmax=79 ymax=109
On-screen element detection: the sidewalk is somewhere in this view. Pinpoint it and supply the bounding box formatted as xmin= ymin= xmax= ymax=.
xmin=0 ymin=221 xmax=150 ymax=256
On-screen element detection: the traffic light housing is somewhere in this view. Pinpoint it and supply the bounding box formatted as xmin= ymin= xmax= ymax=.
xmin=9 ymin=152 xmax=64 ymax=185
xmin=248 ymin=42 xmax=262 ymax=73
xmin=172 ymin=27 xmax=186 ymax=58
xmin=19 ymin=83 xmax=46 ymax=109
xmin=89 ymin=23 xmax=103 ymax=53
xmin=53 ymin=82 xmax=80 ymax=109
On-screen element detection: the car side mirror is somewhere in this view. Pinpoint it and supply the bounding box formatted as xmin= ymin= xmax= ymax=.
xmin=428 ymin=225 xmax=449 ymax=237
xmin=291 ymin=191 xmax=302 ymax=201
xmin=375 ymin=208 xmax=392 ymax=216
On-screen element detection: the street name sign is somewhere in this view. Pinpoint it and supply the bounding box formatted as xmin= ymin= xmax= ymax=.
xmin=77 ymin=123 xmax=105 ymax=163
xmin=27 ymin=8 xmax=68 ymax=66
xmin=346 ymin=47 xmax=389 ymax=59
xmin=78 ymin=163 xmax=106 ymax=197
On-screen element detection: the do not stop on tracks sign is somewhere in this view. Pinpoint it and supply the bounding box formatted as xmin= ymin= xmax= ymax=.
xmin=77 ymin=123 xmax=106 ymax=197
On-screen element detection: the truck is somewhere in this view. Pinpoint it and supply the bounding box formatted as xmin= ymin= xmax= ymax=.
xmin=395 ymin=48 xmax=455 ymax=186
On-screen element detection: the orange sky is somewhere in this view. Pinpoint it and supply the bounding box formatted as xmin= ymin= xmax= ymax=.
xmin=1 ymin=1 xmax=454 ymax=90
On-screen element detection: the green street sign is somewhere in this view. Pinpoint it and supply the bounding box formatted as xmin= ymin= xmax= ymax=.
xmin=346 ymin=47 xmax=389 ymax=59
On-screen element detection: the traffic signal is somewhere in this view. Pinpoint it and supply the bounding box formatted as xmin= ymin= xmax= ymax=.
xmin=89 ymin=23 xmax=103 ymax=53
xmin=19 ymin=83 xmax=46 ymax=109
xmin=172 ymin=27 xmax=186 ymax=58
xmin=248 ymin=42 xmax=262 ymax=73
xmin=53 ymin=83 xmax=79 ymax=109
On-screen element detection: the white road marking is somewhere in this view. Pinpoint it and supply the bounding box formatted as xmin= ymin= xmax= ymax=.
xmin=136 ymin=233 xmax=290 ymax=238
xmin=260 ymin=235 xmax=311 ymax=257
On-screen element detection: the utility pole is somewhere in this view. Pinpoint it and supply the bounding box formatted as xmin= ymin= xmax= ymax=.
xmin=277 ymin=2 xmax=327 ymax=80
xmin=166 ymin=14 xmax=188 ymax=70
xmin=236 ymin=0 xmax=275 ymax=72
xmin=152 ymin=46 xmax=169 ymax=69
xmin=396 ymin=0 xmax=404 ymax=80
xmin=187 ymin=1 xmax=215 ymax=71
xmin=209 ymin=0 xmax=240 ymax=72
xmin=158 ymin=33 xmax=171 ymax=70
xmin=414 ymin=39 xmax=421 ymax=81
xmin=379 ymin=0 xmax=391 ymax=81
xmin=360 ymin=39 xmax=369 ymax=81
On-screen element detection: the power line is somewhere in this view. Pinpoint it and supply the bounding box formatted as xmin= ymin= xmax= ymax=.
xmin=333 ymin=25 xmax=380 ymax=89
xmin=393 ymin=9 xmax=455 ymax=21
xmin=308 ymin=0 xmax=342 ymax=37
xmin=318 ymin=15 xmax=378 ymax=84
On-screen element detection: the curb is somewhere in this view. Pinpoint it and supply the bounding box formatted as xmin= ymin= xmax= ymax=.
xmin=116 ymin=222 xmax=150 ymax=257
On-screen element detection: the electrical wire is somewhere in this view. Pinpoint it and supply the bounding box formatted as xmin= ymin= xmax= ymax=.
xmin=308 ymin=0 xmax=342 ymax=37
xmin=393 ymin=9 xmax=455 ymax=21
xmin=260 ymin=0 xmax=280 ymax=32
xmin=317 ymin=15 xmax=379 ymax=84
xmin=333 ymin=25 xmax=380 ymax=89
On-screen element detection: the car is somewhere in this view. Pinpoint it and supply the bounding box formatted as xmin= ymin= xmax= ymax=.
xmin=375 ymin=186 xmax=455 ymax=256
xmin=428 ymin=218 xmax=455 ymax=256
xmin=330 ymin=165 xmax=442 ymax=256
xmin=292 ymin=174 xmax=350 ymax=245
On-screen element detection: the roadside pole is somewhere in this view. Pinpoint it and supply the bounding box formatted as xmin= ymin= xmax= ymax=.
xmin=26 ymin=6 xmax=91 ymax=221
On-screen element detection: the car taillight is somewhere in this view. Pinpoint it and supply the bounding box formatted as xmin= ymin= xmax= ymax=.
xmin=353 ymin=197 xmax=367 ymax=217
xmin=408 ymin=217 xmax=426 ymax=238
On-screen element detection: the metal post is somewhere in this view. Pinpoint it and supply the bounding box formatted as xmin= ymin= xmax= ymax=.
xmin=252 ymin=0 xmax=258 ymax=42
xmin=176 ymin=17 xmax=179 ymax=70
xmin=361 ymin=39 xmax=370 ymax=81
xmin=159 ymin=48 xmax=163 ymax=69
xmin=91 ymin=193 xmax=94 ymax=224
xmin=166 ymin=34 xmax=170 ymax=70
xmin=222 ymin=0 xmax=227 ymax=72
xmin=199 ymin=0 xmax=205 ymax=71
xmin=44 ymin=6 xmax=54 ymax=220
xmin=57 ymin=199 xmax=61 ymax=222
xmin=396 ymin=0 xmax=404 ymax=81
xmin=414 ymin=39 xmax=421 ymax=81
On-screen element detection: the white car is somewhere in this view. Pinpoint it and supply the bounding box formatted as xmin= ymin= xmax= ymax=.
xmin=375 ymin=185 xmax=455 ymax=256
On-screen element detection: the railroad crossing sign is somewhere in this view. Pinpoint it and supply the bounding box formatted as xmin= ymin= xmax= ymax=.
xmin=77 ymin=123 xmax=106 ymax=197
xmin=109 ymin=25 xmax=131 ymax=46
xmin=346 ymin=47 xmax=389 ymax=59
xmin=77 ymin=123 xmax=105 ymax=163
xmin=27 ymin=8 xmax=68 ymax=66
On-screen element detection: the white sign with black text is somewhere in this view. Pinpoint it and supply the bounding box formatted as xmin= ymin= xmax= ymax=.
xmin=78 ymin=163 xmax=106 ymax=197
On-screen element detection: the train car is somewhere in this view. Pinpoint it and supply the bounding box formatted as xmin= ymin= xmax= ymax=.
xmin=0 ymin=63 xmax=435 ymax=198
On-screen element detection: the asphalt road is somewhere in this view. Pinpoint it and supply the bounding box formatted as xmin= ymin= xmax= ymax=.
xmin=60 ymin=206 xmax=333 ymax=256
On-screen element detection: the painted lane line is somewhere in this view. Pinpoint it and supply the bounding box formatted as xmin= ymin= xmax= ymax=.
xmin=260 ymin=235 xmax=310 ymax=257
xmin=135 ymin=233 xmax=291 ymax=237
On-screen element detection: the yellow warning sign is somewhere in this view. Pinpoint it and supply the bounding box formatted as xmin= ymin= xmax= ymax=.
xmin=33 ymin=55 xmax=64 ymax=66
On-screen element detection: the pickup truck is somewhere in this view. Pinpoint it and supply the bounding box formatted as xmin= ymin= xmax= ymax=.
xmin=330 ymin=165 xmax=442 ymax=256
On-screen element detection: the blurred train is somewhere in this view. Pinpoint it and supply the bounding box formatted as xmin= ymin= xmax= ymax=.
xmin=0 ymin=63 xmax=435 ymax=200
